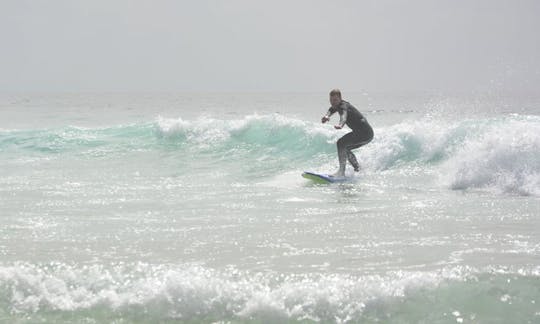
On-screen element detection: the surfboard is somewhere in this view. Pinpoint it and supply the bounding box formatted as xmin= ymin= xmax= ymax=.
xmin=302 ymin=171 xmax=349 ymax=184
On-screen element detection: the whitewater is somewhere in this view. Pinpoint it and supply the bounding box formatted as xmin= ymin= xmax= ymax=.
xmin=0 ymin=93 xmax=539 ymax=323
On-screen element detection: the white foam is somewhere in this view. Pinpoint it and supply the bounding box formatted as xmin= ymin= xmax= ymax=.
xmin=155 ymin=115 xmax=231 ymax=146
xmin=0 ymin=262 xmax=475 ymax=320
xmin=155 ymin=113 xmax=337 ymax=145
xmin=441 ymin=116 xmax=540 ymax=195
xmin=354 ymin=114 xmax=540 ymax=195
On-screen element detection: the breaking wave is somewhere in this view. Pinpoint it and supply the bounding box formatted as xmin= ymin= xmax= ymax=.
xmin=0 ymin=262 xmax=538 ymax=323
xmin=1 ymin=113 xmax=539 ymax=195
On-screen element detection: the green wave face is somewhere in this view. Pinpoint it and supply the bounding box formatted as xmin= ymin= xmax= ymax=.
xmin=0 ymin=115 xmax=335 ymax=157
xmin=2 ymin=114 xmax=538 ymax=159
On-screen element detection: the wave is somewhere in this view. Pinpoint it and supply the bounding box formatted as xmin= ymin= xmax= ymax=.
xmin=440 ymin=116 xmax=540 ymax=195
xmin=0 ymin=114 xmax=337 ymax=158
xmin=2 ymin=113 xmax=539 ymax=194
xmin=358 ymin=114 xmax=540 ymax=195
xmin=0 ymin=262 xmax=538 ymax=323
xmin=0 ymin=123 xmax=156 ymax=154
xmin=155 ymin=114 xmax=337 ymax=157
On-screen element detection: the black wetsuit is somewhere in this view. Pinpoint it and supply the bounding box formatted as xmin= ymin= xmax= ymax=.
xmin=326 ymin=100 xmax=374 ymax=172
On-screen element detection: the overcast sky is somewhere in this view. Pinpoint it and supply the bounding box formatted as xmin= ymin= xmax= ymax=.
xmin=1 ymin=0 xmax=539 ymax=93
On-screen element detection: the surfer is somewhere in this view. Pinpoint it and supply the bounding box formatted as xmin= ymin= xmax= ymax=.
xmin=321 ymin=89 xmax=374 ymax=177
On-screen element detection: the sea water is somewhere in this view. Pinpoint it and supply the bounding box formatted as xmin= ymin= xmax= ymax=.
xmin=0 ymin=92 xmax=539 ymax=323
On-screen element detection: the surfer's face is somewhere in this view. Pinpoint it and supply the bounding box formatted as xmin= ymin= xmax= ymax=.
xmin=330 ymin=95 xmax=341 ymax=107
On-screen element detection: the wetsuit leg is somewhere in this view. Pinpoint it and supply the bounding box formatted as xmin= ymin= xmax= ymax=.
xmin=347 ymin=150 xmax=360 ymax=171
xmin=346 ymin=141 xmax=371 ymax=171
xmin=336 ymin=132 xmax=357 ymax=175
xmin=337 ymin=128 xmax=374 ymax=173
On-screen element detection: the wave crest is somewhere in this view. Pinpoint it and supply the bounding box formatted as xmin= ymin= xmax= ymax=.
xmin=355 ymin=114 xmax=540 ymax=195
xmin=441 ymin=116 xmax=540 ymax=195
xmin=155 ymin=114 xmax=337 ymax=156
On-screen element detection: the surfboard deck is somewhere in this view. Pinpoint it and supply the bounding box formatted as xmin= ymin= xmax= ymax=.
xmin=302 ymin=171 xmax=349 ymax=184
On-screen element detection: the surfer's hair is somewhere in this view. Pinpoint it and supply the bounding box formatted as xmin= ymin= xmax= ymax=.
xmin=329 ymin=89 xmax=342 ymax=98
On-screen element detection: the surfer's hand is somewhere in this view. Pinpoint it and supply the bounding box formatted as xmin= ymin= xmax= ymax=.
xmin=321 ymin=116 xmax=329 ymax=123
xmin=334 ymin=125 xmax=343 ymax=129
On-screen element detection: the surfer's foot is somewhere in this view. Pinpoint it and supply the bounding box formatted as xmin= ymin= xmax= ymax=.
xmin=353 ymin=166 xmax=360 ymax=172
xmin=330 ymin=171 xmax=345 ymax=178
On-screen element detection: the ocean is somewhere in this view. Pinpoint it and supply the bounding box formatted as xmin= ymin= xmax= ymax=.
xmin=0 ymin=92 xmax=539 ymax=323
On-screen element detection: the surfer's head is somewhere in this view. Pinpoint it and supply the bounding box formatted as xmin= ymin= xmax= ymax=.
xmin=329 ymin=89 xmax=342 ymax=107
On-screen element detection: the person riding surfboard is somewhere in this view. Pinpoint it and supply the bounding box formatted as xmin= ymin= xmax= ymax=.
xmin=321 ymin=89 xmax=374 ymax=178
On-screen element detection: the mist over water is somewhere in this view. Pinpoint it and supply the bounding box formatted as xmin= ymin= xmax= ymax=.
xmin=0 ymin=93 xmax=539 ymax=323
xmin=3 ymin=0 xmax=540 ymax=322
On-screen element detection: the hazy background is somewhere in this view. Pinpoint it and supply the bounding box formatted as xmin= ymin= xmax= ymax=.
xmin=1 ymin=0 xmax=540 ymax=93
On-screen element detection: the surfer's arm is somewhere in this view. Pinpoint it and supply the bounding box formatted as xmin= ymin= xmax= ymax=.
xmin=321 ymin=107 xmax=336 ymax=123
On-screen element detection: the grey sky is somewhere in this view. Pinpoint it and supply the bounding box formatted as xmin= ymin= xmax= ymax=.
xmin=1 ymin=0 xmax=539 ymax=93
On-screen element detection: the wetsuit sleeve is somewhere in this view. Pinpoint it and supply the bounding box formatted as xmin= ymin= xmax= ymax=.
xmin=325 ymin=106 xmax=337 ymax=118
